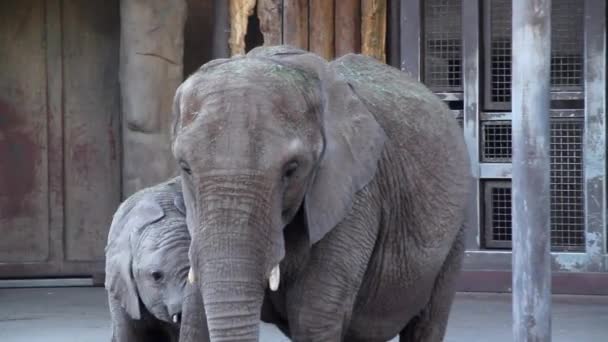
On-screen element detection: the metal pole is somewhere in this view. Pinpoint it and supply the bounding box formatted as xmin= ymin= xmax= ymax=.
xmin=511 ymin=0 xmax=552 ymax=341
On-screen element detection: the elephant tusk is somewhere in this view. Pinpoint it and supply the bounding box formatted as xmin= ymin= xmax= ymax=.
xmin=188 ymin=268 xmax=195 ymax=284
xmin=269 ymin=264 xmax=280 ymax=291
xmin=172 ymin=314 xmax=180 ymax=324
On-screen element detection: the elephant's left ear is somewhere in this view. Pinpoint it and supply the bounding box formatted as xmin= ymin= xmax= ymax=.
xmin=246 ymin=46 xmax=386 ymax=245
xmin=304 ymin=65 xmax=387 ymax=245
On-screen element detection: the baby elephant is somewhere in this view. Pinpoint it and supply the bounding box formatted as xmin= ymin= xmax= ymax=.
xmin=105 ymin=177 xmax=191 ymax=342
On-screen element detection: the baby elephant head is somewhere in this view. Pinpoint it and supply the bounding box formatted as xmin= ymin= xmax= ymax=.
xmin=105 ymin=179 xmax=190 ymax=325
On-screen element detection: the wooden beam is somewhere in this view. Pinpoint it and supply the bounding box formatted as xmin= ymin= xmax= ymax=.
xmin=229 ymin=0 xmax=257 ymax=56
xmin=283 ymin=0 xmax=308 ymax=49
xmin=362 ymin=0 xmax=387 ymax=63
xmin=309 ymin=0 xmax=334 ymax=60
xmin=335 ymin=0 xmax=360 ymax=56
xmin=258 ymin=0 xmax=282 ymax=46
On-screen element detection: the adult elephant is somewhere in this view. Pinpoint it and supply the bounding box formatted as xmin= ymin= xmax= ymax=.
xmin=172 ymin=45 xmax=470 ymax=341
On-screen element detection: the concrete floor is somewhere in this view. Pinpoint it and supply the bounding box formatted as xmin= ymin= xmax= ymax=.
xmin=0 ymin=288 xmax=607 ymax=341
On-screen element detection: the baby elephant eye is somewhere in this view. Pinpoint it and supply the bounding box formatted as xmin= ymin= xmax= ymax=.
xmin=151 ymin=271 xmax=163 ymax=281
xmin=179 ymin=160 xmax=192 ymax=175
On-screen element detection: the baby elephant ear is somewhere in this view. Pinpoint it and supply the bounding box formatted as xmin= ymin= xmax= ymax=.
xmin=105 ymin=196 xmax=165 ymax=319
xmin=174 ymin=191 xmax=186 ymax=216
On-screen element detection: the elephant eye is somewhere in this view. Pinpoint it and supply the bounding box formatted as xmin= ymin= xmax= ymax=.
xmin=179 ymin=160 xmax=192 ymax=175
xmin=151 ymin=271 xmax=164 ymax=282
xmin=283 ymin=160 xmax=299 ymax=179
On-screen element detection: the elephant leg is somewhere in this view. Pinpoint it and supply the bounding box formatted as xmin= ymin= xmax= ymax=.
xmin=108 ymin=297 xmax=145 ymax=342
xmin=178 ymin=282 xmax=210 ymax=342
xmin=286 ymin=207 xmax=379 ymax=341
xmin=399 ymin=227 xmax=465 ymax=342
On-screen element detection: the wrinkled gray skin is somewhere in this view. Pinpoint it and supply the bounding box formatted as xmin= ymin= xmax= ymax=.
xmin=105 ymin=177 xmax=191 ymax=342
xmin=173 ymin=46 xmax=471 ymax=342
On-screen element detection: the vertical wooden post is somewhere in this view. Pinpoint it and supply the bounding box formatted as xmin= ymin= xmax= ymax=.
xmin=119 ymin=0 xmax=186 ymax=197
xmin=258 ymin=0 xmax=283 ymax=46
xmin=335 ymin=0 xmax=361 ymax=56
xmin=511 ymin=0 xmax=552 ymax=341
xmin=362 ymin=0 xmax=387 ymax=62
xmin=309 ymin=0 xmax=334 ymax=59
xmin=283 ymin=0 xmax=308 ymax=49
xmin=229 ymin=0 xmax=257 ymax=56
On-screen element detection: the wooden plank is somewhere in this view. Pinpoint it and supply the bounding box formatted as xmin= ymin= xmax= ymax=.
xmin=63 ymin=0 xmax=122 ymax=262
xmin=283 ymin=0 xmax=308 ymax=49
xmin=309 ymin=0 xmax=334 ymax=60
xmin=335 ymin=0 xmax=360 ymax=56
xmin=362 ymin=0 xmax=387 ymax=63
xmin=0 ymin=0 xmax=50 ymax=263
xmin=229 ymin=0 xmax=257 ymax=56
xmin=46 ymin=0 xmax=65 ymax=263
xmin=258 ymin=0 xmax=282 ymax=46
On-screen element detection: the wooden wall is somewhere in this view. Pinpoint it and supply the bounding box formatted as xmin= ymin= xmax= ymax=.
xmin=229 ymin=0 xmax=388 ymax=62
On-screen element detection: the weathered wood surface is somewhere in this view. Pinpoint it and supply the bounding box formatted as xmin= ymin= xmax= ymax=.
xmin=63 ymin=0 xmax=121 ymax=261
xmin=283 ymin=0 xmax=308 ymax=49
xmin=511 ymin=0 xmax=552 ymax=340
xmin=362 ymin=0 xmax=387 ymax=62
xmin=119 ymin=0 xmax=186 ymax=197
xmin=258 ymin=0 xmax=282 ymax=46
xmin=309 ymin=0 xmax=334 ymax=60
xmin=0 ymin=0 xmax=50 ymax=262
xmin=229 ymin=0 xmax=257 ymax=56
xmin=335 ymin=0 xmax=361 ymax=56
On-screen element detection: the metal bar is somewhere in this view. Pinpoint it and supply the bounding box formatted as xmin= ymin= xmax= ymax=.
xmin=399 ymin=0 xmax=421 ymax=79
xmin=212 ymin=0 xmax=230 ymax=58
xmin=464 ymin=250 xmax=608 ymax=273
xmin=462 ymin=0 xmax=481 ymax=251
xmin=583 ymin=0 xmax=607 ymax=267
xmin=0 ymin=278 xmax=94 ymax=288
xmin=387 ymin=0 xmax=401 ymax=67
xmin=480 ymin=163 xmax=512 ymax=179
xmin=511 ymin=0 xmax=552 ymax=341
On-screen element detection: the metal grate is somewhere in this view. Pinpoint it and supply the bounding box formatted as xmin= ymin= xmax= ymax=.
xmin=481 ymin=121 xmax=512 ymax=162
xmin=423 ymin=0 xmax=462 ymax=92
xmin=551 ymin=0 xmax=584 ymax=90
xmin=482 ymin=120 xmax=585 ymax=251
xmin=486 ymin=0 xmax=512 ymax=109
xmin=484 ymin=181 xmax=513 ymax=249
xmin=484 ymin=0 xmax=585 ymax=109
xmin=550 ymin=120 xmax=584 ymax=250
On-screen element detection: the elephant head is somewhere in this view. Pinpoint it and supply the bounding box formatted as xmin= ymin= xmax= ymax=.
xmin=171 ymin=46 xmax=386 ymax=340
xmin=105 ymin=179 xmax=190 ymax=325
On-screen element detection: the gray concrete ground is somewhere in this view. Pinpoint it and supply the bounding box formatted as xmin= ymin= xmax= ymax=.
xmin=0 ymin=287 xmax=606 ymax=341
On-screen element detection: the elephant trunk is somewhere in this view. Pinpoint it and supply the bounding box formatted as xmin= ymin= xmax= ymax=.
xmin=191 ymin=190 xmax=281 ymax=342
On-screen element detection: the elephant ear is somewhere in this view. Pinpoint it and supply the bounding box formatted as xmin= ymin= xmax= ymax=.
xmin=247 ymin=46 xmax=387 ymax=244
xmin=105 ymin=195 xmax=165 ymax=319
